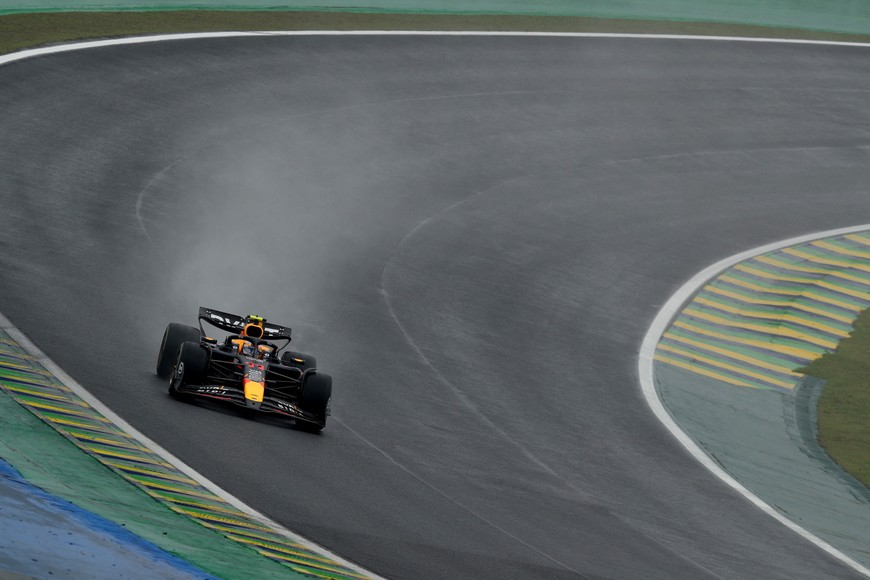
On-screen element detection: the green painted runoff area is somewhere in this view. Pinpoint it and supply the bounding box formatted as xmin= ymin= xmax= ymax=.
xmin=2 ymin=0 xmax=870 ymax=36
xmin=0 ymin=388 xmax=301 ymax=579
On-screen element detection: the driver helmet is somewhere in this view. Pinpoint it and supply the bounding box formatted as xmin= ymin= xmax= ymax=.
xmin=241 ymin=342 xmax=256 ymax=357
xmin=257 ymin=344 xmax=274 ymax=360
xmin=231 ymin=338 xmax=255 ymax=357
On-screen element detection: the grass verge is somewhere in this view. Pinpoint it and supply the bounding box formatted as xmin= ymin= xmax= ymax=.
xmin=4 ymin=10 xmax=870 ymax=56
xmin=800 ymin=309 xmax=870 ymax=488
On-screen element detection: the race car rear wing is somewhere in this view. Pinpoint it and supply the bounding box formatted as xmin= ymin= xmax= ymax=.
xmin=198 ymin=307 xmax=292 ymax=341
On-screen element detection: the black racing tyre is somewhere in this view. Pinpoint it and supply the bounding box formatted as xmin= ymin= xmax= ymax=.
xmin=296 ymin=372 xmax=331 ymax=432
xmin=156 ymin=323 xmax=201 ymax=379
xmin=280 ymin=350 xmax=317 ymax=371
xmin=168 ymin=341 xmax=208 ymax=398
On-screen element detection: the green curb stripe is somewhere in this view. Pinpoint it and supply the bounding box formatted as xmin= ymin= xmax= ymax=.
xmin=660 ymin=332 xmax=804 ymax=375
xmin=755 ymin=254 xmax=870 ymax=285
xmin=737 ymin=260 xmax=870 ymax=292
xmin=653 ymin=353 xmax=772 ymax=390
xmin=783 ymin=246 xmax=870 ymax=273
xmin=663 ymin=329 xmax=806 ymax=370
xmin=682 ymin=306 xmax=844 ymax=345
xmin=0 ymin=329 xmax=367 ymax=580
xmin=656 ymin=343 xmax=793 ymax=389
xmin=203 ymin=521 xmax=309 ymax=547
xmin=703 ymin=284 xmax=855 ymax=323
xmin=672 ymin=319 xmax=825 ymax=358
xmin=718 ymin=271 xmax=868 ymax=310
xmin=656 ymin=348 xmax=787 ymax=390
xmin=658 ymin=233 xmax=870 ymax=391
xmin=42 ymin=412 xmax=132 ymax=436
xmin=103 ymin=460 xmax=199 ymax=484
xmin=692 ymin=294 xmax=852 ymax=335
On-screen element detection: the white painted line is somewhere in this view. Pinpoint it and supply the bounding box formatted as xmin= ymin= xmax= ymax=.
xmin=3 ymin=30 xmax=870 ymax=69
xmin=3 ymin=28 xmax=870 ymax=579
xmin=638 ymin=224 xmax=870 ymax=578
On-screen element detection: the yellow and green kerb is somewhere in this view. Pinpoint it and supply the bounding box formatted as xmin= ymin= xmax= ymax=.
xmin=0 ymin=333 xmax=368 ymax=580
xmin=655 ymin=232 xmax=870 ymax=392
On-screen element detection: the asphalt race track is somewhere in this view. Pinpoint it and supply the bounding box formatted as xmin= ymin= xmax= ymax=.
xmin=2 ymin=34 xmax=870 ymax=579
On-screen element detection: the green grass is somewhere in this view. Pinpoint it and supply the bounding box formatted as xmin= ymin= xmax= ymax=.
xmin=800 ymin=308 xmax=870 ymax=488
xmin=5 ymin=10 xmax=870 ymax=56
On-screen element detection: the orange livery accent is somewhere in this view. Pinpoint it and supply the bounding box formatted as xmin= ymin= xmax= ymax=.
xmin=243 ymin=378 xmax=264 ymax=403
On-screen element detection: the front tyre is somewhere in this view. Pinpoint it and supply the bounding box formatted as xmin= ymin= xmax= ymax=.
xmin=296 ymin=372 xmax=331 ymax=432
xmin=157 ymin=323 xmax=201 ymax=379
xmin=168 ymin=341 xmax=208 ymax=399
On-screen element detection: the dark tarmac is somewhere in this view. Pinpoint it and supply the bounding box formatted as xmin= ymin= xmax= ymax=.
xmin=2 ymin=34 xmax=870 ymax=579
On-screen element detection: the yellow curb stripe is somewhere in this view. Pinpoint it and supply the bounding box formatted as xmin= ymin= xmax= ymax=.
xmin=662 ymin=332 xmax=804 ymax=375
xmin=782 ymin=247 xmax=870 ymax=273
xmin=657 ymin=344 xmax=797 ymax=388
xmin=286 ymin=566 xmax=348 ymax=580
xmin=227 ymin=536 xmax=343 ymax=566
xmin=46 ymin=416 xmax=131 ymax=436
xmin=812 ymin=239 xmax=870 ymax=259
xmin=19 ymin=400 xmax=108 ymax=420
xmin=815 ymin=279 xmax=870 ymax=301
xmin=3 ymin=385 xmax=88 ymax=405
xmin=654 ymin=354 xmax=758 ymax=388
xmin=199 ymin=522 xmax=304 ymax=548
xmin=103 ymin=462 xmax=198 ymax=485
xmin=0 ymin=360 xmax=51 ymax=375
xmin=755 ymin=255 xmax=870 ymax=284
xmin=68 ymin=432 xmax=151 ymax=452
xmin=693 ymin=297 xmax=847 ymax=336
xmin=0 ymin=375 xmax=58 ymax=389
xmin=734 ymin=264 xmax=816 ymax=284
xmin=845 ymin=234 xmax=870 ymax=247
xmin=85 ymin=447 xmax=170 ymax=466
xmin=130 ymin=478 xmax=224 ymax=501
xmin=672 ymin=320 xmax=822 ymax=359
xmin=704 ymin=286 xmax=855 ymax=324
xmin=719 ymin=275 xmax=862 ymax=311
xmin=0 ymin=351 xmax=34 ymax=360
xmin=146 ymin=492 xmax=241 ymax=516
xmin=255 ymin=550 xmax=365 ymax=578
xmin=169 ymin=507 xmax=274 ymax=533
xmin=683 ymin=308 xmax=841 ymax=348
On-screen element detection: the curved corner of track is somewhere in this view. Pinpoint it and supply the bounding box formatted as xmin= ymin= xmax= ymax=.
xmin=640 ymin=224 xmax=870 ymax=577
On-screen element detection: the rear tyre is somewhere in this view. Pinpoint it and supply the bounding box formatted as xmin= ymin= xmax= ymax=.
xmin=296 ymin=372 xmax=331 ymax=432
xmin=157 ymin=323 xmax=201 ymax=379
xmin=280 ymin=350 xmax=317 ymax=371
xmin=168 ymin=341 xmax=208 ymax=399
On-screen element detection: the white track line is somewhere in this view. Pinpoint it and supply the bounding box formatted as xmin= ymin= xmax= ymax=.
xmin=4 ymin=29 xmax=870 ymax=579
xmin=3 ymin=30 xmax=870 ymax=69
xmin=638 ymin=223 xmax=870 ymax=578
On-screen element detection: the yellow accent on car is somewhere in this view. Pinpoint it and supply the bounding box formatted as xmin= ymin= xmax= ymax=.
xmin=243 ymin=379 xmax=264 ymax=403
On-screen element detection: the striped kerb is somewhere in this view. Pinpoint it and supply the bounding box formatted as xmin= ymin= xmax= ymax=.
xmin=655 ymin=232 xmax=870 ymax=391
xmin=0 ymin=336 xmax=367 ymax=580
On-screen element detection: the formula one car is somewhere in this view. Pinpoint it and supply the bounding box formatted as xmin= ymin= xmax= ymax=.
xmin=156 ymin=307 xmax=331 ymax=432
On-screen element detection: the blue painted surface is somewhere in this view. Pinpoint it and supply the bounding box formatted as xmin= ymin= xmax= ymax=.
xmin=0 ymin=457 xmax=215 ymax=580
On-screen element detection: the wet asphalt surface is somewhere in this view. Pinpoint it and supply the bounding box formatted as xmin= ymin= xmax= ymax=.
xmin=2 ymin=35 xmax=870 ymax=579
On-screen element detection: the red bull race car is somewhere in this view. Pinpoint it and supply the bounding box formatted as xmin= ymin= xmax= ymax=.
xmin=156 ymin=307 xmax=331 ymax=432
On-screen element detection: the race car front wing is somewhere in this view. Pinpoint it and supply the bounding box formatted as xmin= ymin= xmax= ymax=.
xmin=176 ymin=383 xmax=325 ymax=427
